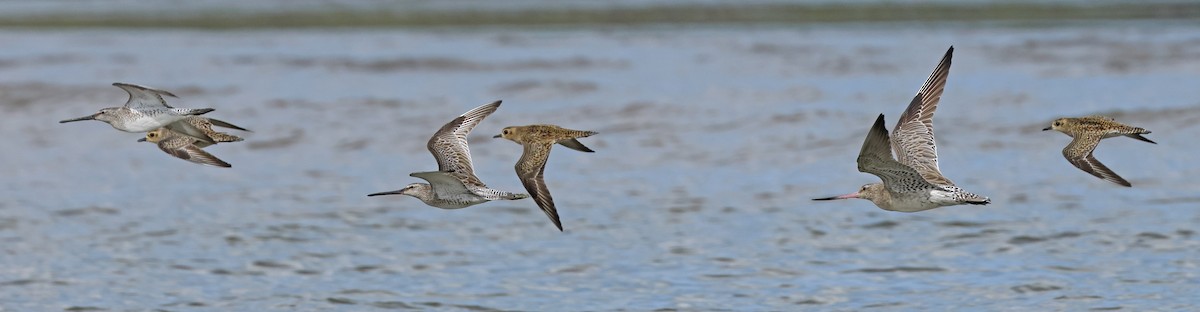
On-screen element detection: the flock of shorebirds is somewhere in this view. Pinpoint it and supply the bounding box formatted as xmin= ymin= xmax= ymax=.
xmin=58 ymin=46 xmax=1155 ymax=231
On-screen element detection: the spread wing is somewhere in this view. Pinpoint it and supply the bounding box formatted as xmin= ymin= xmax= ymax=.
xmin=206 ymin=117 xmax=251 ymax=132
xmin=892 ymin=46 xmax=954 ymax=186
xmin=114 ymin=82 xmax=178 ymax=110
xmin=556 ymin=138 xmax=595 ymax=152
xmin=1063 ymin=136 xmax=1131 ymax=187
xmin=165 ymin=119 xmax=217 ymax=145
xmin=859 ymin=114 xmax=944 ymax=194
xmin=156 ymin=136 xmax=231 ymax=168
xmin=427 ymin=101 xmax=501 ymax=185
xmin=410 ymin=171 xmax=473 ymax=198
xmin=515 ymin=143 xmax=562 ymax=231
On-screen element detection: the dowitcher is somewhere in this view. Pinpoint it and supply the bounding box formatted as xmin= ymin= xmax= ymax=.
xmin=1043 ymin=115 xmax=1154 ymax=187
xmin=494 ymin=124 xmax=597 ymax=231
xmin=368 ymin=101 xmax=529 ymax=209
xmin=61 ymin=82 xmax=217 ymax=143
xmin=814 ymin=47 xmax=990 ymax=212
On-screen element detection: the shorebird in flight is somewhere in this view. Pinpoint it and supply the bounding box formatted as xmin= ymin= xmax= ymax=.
xmin=368 ymin=101 xmax=529 ymax=209
xmin=814 ymin=46 xmax=990 ymax=211
xmin=495 ymin=124 xmax=597 ymax=231
xmin=1043 ymin=115 xmax=1155 ymax=187
xmin=137 ymin=116 xmax=247 ymax=168
xmin=61 ymin=82 xmax=218 ymax=143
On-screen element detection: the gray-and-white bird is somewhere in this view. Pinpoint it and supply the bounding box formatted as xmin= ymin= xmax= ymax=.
xmin=60 ymin=82 xmax=217 ymax=143
xmin=368 ymin=101 xmax=529 ymax=209
xmin=814 ymin=47 xmax=990 ymax=212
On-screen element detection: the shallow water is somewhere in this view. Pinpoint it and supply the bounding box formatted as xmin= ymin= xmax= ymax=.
xmin=1 ymin=11 xmax=1199 ymax=312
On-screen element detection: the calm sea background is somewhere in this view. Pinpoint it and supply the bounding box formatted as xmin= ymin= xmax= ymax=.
xmin=1 ymin=1 xmax=1199 ymax=311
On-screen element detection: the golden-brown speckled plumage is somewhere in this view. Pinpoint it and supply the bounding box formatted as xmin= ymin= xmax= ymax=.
xmin=495 ymin=124 xmax=597 ymax=231
xmin=176 ymin=116 xmax=248 ymax=147
xmin=1043 ymin=116 xmax=1155 ymax=187
xmin=138 ymin=117 xmax=246 ymax=168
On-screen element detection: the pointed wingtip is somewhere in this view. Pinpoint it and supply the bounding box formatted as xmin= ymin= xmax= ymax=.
xmin=1128 ymin=134 xmax=1157 ymax=144
xmin=857 ymin=113 xmax=893 ymax=163
xmin=114 ymin=82 xmax=180 ymax=98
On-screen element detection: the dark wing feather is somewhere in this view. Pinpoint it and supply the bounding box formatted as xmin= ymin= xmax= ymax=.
xmin=157 ymin=138 xmax=231 ymax=168
xmin=515 ymin=143 xmax=562 ymax=231
xmin=207 ymin=117 xmax=250 ymax=131
xmin=427 ymin=101 xmax=501 ymax=183
xmin=1064 ymin=136 xmax=1131 ymax=187
xmin=858 ymin=114 xmax=943 ymax=194
xmin=556 ymin=138 xmax=595 ymax=153
xmin=892 ymin=46 xmax=954 ymax=186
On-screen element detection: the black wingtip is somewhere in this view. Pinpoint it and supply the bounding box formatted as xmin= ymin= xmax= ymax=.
xmin=191 ymin=108 xmax=216 ymax=115
xmin=1127 ymin=134 xmax=1156 ymax=145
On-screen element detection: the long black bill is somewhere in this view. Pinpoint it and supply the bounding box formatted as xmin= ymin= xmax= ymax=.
xmin=59 ymin=114 xmax=97 ymax=123
xmin=367 ymin=190 xmax=403 ymax=197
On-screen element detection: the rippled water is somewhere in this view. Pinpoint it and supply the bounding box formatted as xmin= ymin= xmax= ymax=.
xmin=1 ymin=15 xmax=1199 ymax=312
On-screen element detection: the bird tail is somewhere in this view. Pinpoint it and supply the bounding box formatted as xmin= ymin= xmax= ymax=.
xmin=571 ymin=130 xmax=598 ymax=138
xmin=966 ymin=198 xmax=991 ymax=205
xmin=960 ymin=192 xmax=991 ymax=205
xmin=1124 ymin=129 xmax=1156 ymax=144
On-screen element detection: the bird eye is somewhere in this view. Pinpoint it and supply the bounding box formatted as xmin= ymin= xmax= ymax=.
xmin=148 ymin=133 xmax=156 ymax=138
xmin=503 ymin=129 xmax=509 ymax=135
xmin=1053 ymin=121 xmax=1061 ymax=126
